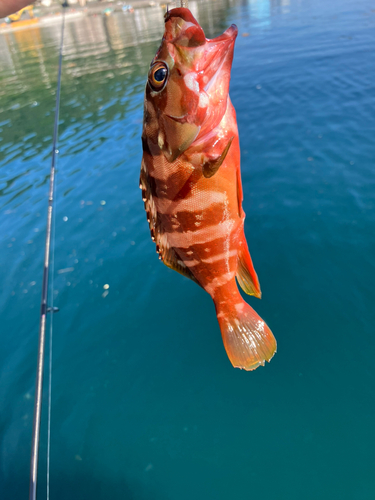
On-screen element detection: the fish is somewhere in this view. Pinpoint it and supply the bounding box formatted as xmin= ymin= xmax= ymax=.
xmin=140 ymin=7 xmax=277 ymax=370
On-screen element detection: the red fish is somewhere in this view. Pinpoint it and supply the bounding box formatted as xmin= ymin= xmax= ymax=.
xmin=140 ymin=8 xmax=276 ymax=370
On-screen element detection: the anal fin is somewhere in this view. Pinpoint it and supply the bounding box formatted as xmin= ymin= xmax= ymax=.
xmin=236 ymin=237 xmax=262 ymax=298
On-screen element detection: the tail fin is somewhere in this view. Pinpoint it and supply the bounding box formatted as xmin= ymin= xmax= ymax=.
xmin=216 ymin=300 xmax=276 ymax=371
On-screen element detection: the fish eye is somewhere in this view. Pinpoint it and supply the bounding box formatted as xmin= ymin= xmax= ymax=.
xmin=148 ymin=62 xmax=168 ymax=92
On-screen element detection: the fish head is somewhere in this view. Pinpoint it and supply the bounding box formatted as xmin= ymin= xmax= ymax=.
xmin=144 ymin=7 xmax=238 ymax=162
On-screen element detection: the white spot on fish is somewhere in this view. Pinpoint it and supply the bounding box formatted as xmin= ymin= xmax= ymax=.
xmin=198 ymin=92 xmax=209 ymax=108
xmin=235 ymin=302 xmax=245 ymax=313
xmin=184 ymin=259 xmax=200 ymax=268
xmin=165 ymin=219 xmax=234 ymax=248
xmin=256 ymin=320 xmax=265 ymax=332
xmin=201 ymin=249 xmax=237 ymax=264
xmin=184 ymin=73 xmax=199 ymax=94
xmin=206 ymin=271 xmax=236 ymax=295
xmin=155 ymin=190 xmax=225 ymax=215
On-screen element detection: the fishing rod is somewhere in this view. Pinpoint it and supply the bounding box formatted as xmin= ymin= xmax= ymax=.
xmin=29 ymin=1 xmax=189 ymax=497
xmin=28 ymin=7 xmax=66 ymax=500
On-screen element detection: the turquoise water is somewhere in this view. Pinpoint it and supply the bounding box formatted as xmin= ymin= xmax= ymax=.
xmin=1 ymin=0 xmax=375 ymax=498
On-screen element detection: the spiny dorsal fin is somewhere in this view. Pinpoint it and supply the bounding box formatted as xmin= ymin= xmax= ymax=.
xmin=202 ymin=137 xmax=234 ymax=178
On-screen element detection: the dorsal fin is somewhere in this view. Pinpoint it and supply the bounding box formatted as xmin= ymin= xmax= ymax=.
xmin=202 ymin=137 xmax=233 ymax=178
xmin=236 ymin=165 xmax=243 ymax=217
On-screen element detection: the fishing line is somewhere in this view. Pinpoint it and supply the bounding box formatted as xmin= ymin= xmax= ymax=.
xmin=46 ymin=129 xmax=58 ymax=500
xmin=29 ymin=6 xmax=66 ymax=500
xmin=30 ymin=2 xmax=189 ymax=497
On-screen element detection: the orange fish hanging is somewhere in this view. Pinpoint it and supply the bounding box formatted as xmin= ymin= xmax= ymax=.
xmin=140 ymin=7 xmax=277 ymax=370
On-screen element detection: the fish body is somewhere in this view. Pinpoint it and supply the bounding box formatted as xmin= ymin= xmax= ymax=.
xmin=140 ymin=8 xmax=276 ymax=370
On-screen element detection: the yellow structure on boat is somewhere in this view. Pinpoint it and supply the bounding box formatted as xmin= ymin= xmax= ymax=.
xmin=8 ymin=5 xmax=34 ymax=22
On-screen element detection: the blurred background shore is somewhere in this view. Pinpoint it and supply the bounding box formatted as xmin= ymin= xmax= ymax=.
xmin=0 ymin=0 xmax=175 ymax=31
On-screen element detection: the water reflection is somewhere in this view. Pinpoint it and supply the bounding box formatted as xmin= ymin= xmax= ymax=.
xmin=0 ymin=0 xmax=241 ymax=159
xmin=0 ymin=0 xmax=237 ymax=93
xmin=0 ymin=0 xmax=305 ymax=210
xmin=1 ymin=0 xmax=296 ymax=117
xmin=247 ymin=0 xmax=271 ymax=27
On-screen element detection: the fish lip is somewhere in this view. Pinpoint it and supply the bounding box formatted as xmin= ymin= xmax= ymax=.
xmin=165 ymin=113 xmax=188 ymax=123
xmin=202 ymin=36 xmax=236 ymax=94
xmin=201 ymin=24 xmax=237 ymax=75
xmin=222 ymin=24 xmax=238 ymax=40
xmin=164 ymin=8 xmax=238 ymax=40
xmin=212 ymin=24 xmax=238 ymax=45
xmin=164 ymin=7 xmax=199 ymax=25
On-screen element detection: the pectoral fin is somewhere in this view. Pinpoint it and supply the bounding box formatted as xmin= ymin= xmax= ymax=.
xmin=202 ymin=137 xmax=234 ymax=178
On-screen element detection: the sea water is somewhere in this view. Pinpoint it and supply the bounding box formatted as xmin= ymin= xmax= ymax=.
xmin=1 ymin=0 xmax=375 ymax=498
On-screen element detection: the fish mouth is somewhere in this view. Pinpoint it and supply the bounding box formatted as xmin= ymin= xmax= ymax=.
xmin=162 ymin=9 xmax=237 ymax=123
xmin=164 ymin=7 xmax=238 ymax=40
xmin=201 ymin=25 xmax=237 ymax=93
xmin=164 ymin=7 xmax=237 ymax=51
